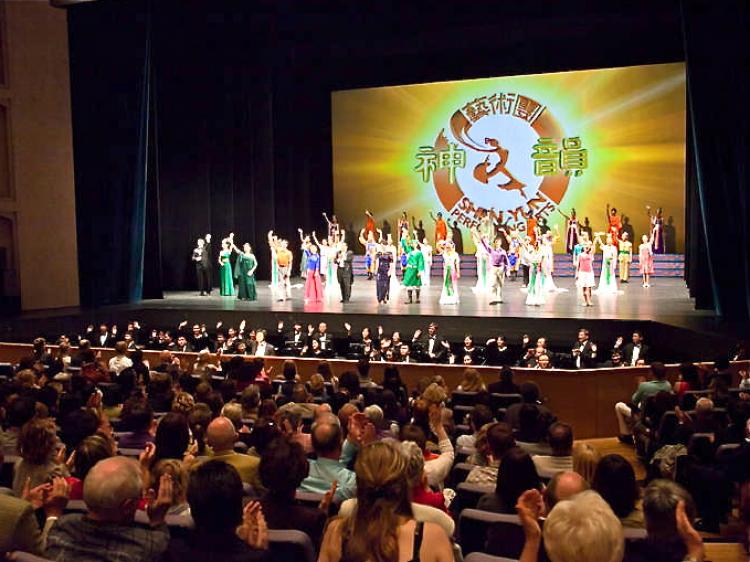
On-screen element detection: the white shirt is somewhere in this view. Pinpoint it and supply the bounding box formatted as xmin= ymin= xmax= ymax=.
xmin=424 ymin=438 xmax=455 ymax=489
xmin=108 ymin=355 xmax=133 ymax=375
xmin=630 ymin=345 xmax=641 ymax=366
xmin=255 ymin=342 xmax=267 ymax=356
xmin=428 ymin=337 xmax=436 ymax=354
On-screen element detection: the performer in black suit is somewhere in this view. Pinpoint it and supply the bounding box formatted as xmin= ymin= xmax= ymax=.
xmin=571 ymin=328 xmax=598 ymax=369
xmin=623 ymin=330 xmax=650 ymax=366
xmin=336 ymin=243 xmax=354 ymax=302
xmin=192 ymin=235 xmax=212 ymax=296
xmin=411 ymin=322 xmax=449 ymax=363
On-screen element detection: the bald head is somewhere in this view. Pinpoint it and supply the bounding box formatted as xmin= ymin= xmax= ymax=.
xmin=311 ymin=418 xmax=342 ymax=459
xmin=207 ymin=416 xmax=238 ymax=452
xmin=83 ymin=457 xmax=142 ymax=521
xmin=545 ymin=471 xmax=589 ymax=512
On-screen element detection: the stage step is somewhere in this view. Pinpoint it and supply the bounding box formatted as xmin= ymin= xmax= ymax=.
xmin=350 ymin=254 xmax=684 ymax=278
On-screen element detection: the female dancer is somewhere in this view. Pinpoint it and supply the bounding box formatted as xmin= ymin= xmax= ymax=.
xmin=267 ymin=230 xmax=280 ymax=291
xmin=524 ymin=241 xmax=545 ymax=306
xmin=618 ymin=232 xmax=633 ymax=283
xmin=539 ymin=227 xmax=563 ymax=292
xmin=384 ymin=234 xmax=401 ymax=299
xmin=639 ymin=233 xmax=655 ymax=287
xmin=646 ymin=205 xmax=665 ymax=254
xmin=314 ymin=232 xmax=337 ymax=300
xmin=595 ymin=232 xmax=619 ymax=294
xmin=298 ymin=229 xmax=310 ymax=279
xmin=605 ymin=203 xmax=622 ymax=250
xmin=501 ymin=226 xmax=521 ymax=280
xmin=429 ymin=210 xmax=448 ymax=248
xmin=375 ymin=242 xmax=395 ymax=304
xmin=473 ymin=230 xmax=490 ymax=294
xmin=322 ymin=212 xmax=339 ymax=241
xmin=302 ymin=240 xmax=323 ymax=303
xmin=218 ymin=239 xmax=234 ymax=296
xmin=418 ymin=237 xmax=433 ymax=287
xmin=562 ymin=208 xmax=580 ymax=254
xmin=234 ymin=243 xmax=257 ymax=301
xmin=364 ymin=209 xmax=377 ymax=240
xmin=439 ymin=240 xmax=461 ymax=305
xmin=358 ymin=228 xmax=379 ymax=280
xmin=397 ymin=211 xmax=410 ymax=237
xmin=576 ymin=241 xmax=596 ymax=306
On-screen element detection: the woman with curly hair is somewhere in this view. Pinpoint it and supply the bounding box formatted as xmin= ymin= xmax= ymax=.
xmin=12 ymin=417 xmax=69 ymax=496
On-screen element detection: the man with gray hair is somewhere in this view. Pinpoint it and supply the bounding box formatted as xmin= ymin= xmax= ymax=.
xmin=46 ymin=456 xmax=173 ymax=562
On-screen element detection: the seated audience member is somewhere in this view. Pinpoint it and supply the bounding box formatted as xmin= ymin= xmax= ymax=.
xmin=152 ymin=412 xmax=191 ymax=465
xmin=456 ymin=404 xmax=494 ymax=449
xmin=147 ymin=371 xmax=175 ymax=413
xmin=466 ymin=422 xmax=516 ymax=486
xmin=487 ymin=365 xmax=520 ymax=394
xmin=356 ymin=358 xmax=378 ymax=389
xmin=400 ymin=408 xmax=454 ymax=489
xmin=624 ymin=479 xmax=704 ymax=562
xmin=623 ymin=330 xmax=650 ymax=366
xmin=66 ymin=433 xmax=115 ymax=499
xmin=532 ymin=422 xmax=574 ymax=478
xmin=108 ymin=341 xmax=133 ymax=375
xmin=119 ymin=400 xmax=156 ymax=449
xmin=401 ymin=440 xmax=448 ymax=513
xmin=505 ymin=381 xmax=555 ymax=430
xmin=535 ymin=353 xmax=553 ymax=369
xmin=275 ymin=406 xmax=312 ymax=453
xmin=514 ymin=404 xmax=552 ymax=456
xmin=478 ymin=447 xmax=542 ymax=514
xmin=319 ymin=441 xmax=454 ymax=562
xmin=221 ymin=402 xmax=247 ymax=432
xmin=687 ymin=397 xmax=724 ymax=434
xmin=572 ymin=441 xmax=601 ymax=485
xmin=172 ymin=391 xmax=196 ymax=416
xmin=363 ymin=404 xmax=393 ymax=439
xmin=202 ymin=416 xmax=262 ymax=491
xmin=0 ymin=490 xmax=46 ymax=555
xmin=299 ymin=414 xmax=357 ymax=502
xmin=382 ymin=365 xmax=409 ymax=406
xmin=543 ymin=470 xmax=589 ymax=513
xmin=593 ymin=454 xmax=644 ymax=528
xmin=259 ymin=437 xmax=328 ymax=547
xmin=47 ymin=457 xmax=173 ymax=562
xmin=456 ymin=368 xmax=486 ymax=392
xmin=485 ymin=335 xmax=513 ymax=367
xmin=148 ymin=459 xmax=190 ymax=516
xmin=167 ymin=460 xmax=269 ymax=562
xmin=0 ymin=395 xmax=36 ymax=456
xmin=614 ymin=362 xmax=672 ymax=442
xmin=683 ymin=434 xmax=731 ymax=532
xmin=516 ymin=489 xmax=625 ymax=562
xmin=12 ymin=417 xmax=69 ymax=496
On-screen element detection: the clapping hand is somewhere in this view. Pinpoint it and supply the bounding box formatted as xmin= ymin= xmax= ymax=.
xmin=146 ymin=473 xmax=174 ymax=526
xmin=318 ymin=480 xmax=338 ymax=513
xmin=344 ymin=322 xmax=352 ymax=332
xmin=308 ymin=324 xmax=315 ymax=335
xmin=237 ymin=501 xmax=269 ymax=550
xmin=516 ymin=489 xmax=543 ymax=541
xmin=676 ymin=500 xmax=704 ymax=562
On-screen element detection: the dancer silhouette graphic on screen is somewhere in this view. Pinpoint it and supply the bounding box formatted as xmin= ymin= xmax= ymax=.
xmin=472 ymin=137 xmax=527 ymax=198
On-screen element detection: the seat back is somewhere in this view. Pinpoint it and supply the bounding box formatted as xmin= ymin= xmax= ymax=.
xmin=453 ymin=405 xmax=474 ymax=425
xmin=464 ymin=553 xmax=519 ymax=562
xmin=451 ymin=391 xmax=479 ymax=407
xmin=454 ymin=482 xmax=493 ymax=514
xmin=8 ymin=553 xmax=55 ymax=562
xmin=455 ymin=446 xmax=476 ymax=464
xmin=0 ymin=454 xmax=19 ymax=488
xmin=118 ymin=448 xmax=143 ymax=458
xmin=490 ymin=393 xmax=523 ymax=410
xmin=459 ymin=508 xmax=524 ymax=558
xmin=447 ymin=462 xmax=475 ymax=489
xmin=268 ymin=529 xmax=316 ymax=562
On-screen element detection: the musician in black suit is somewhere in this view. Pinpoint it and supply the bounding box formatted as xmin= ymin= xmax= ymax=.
xmin=623 ymin=330 xmax=650 ymax=366
xmin=250 ymin=330 xmax=276 ymax=357
xmin=411 ymin=322 xmax=449 ymax=363
xmin=336 ymin=243 xmax=354 ymax=302
xmin=571 ymin=328 xmax=598 ymax=369
xmin=192 ymin=235 xmax=212 ymax=296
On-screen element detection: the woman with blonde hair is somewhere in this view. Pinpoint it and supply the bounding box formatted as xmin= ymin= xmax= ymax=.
xmin=457 ymin=368 xmax=486 ymax=392
xmin=319 ymin=441 xmax=453 ymax=562
xmin=572 ymin=442 xmax=601 ymax=485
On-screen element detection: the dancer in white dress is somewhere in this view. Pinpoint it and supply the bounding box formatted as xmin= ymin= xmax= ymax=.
xmin=418 ymin=238 xmax=433 ymax=287
xmin=524 ymin=242 xmax=546 ymax=306
xmin=473 ymin=234 xmax=490 ymax=294
xmin=439 ymin=241 xmax=461 ymax=305
xmin=539 ymin=229 xmax=564 ymax=293
xmin=595 ymin=233 xmax=620 ymax=295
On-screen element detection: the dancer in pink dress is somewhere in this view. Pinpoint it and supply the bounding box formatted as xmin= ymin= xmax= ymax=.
xmin=638 ymin=234 xmax=654 ymax=288
xmin=576 ymin=241 xmax=596 ymax=306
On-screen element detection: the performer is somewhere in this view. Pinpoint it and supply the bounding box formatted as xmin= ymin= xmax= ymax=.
xmin=576 ymin=241 xmax=596 ymax=307
xmin=298 ymin=229 xmax=310 ymax=279
xmin=302 ymin=240 xmax=323 ymax=303
xmin=524 ymin=241 xmax=545 ymax=306
xmin=418 ymin=237 xmax=433 ymax=287
xmin=322 ymin=212 xmax=340 ymax=241
xmin=439 ymin=241 xmax=460 ymax=305
xmin=500 ymin=226 xmax=521 ymax=281
xmin=375 ymin=243 xmax=394 ymax=304
xmin=618 ymin=232 xmax=633 ymax=283
xmin=192 ymin=236 xmax=211 ymax=296
xmin=397 ymin=211 xmax=410 ymax=237
xmin=539 ymin=228 xmax=562 ymax=293
xmin=639 ymin=233 xmax=655 ymax=288
xmin=383 ymin=234 xmax=401 ymax=299
xmin=429 ymin=211 xmax=448 ymax=247
xmin=595 ymin=233 xmax=619 ymax=295
xmin=234 ymin=243 xmax=257 ymax=301
xmin=411 ymin=216 xmax=426 ymax=243
xmin=605 ymin=203 xmax=622 ymax=250
xmin=364 ymin=209 xmax=377 ymax=240
xmin=218 ymin=239 xmax=235 ymax=297
xmin=572 ymin=231 xmax=589 ymax=277
xmin=451 ymin=221 xmax=464 ymax=254
xmin=267 ymin=230 xmax=280 ymax=291
xmin=476 ymin=230 xmax=509 ymax=305
xmin=275 ymin=239 xmax=293 ymax=302
xmin=646 ymin=205 xmax=665 ymax=254
xmin=402 ymin=236 xmax=425 ymax=304
xmin=473 ymin=230 xmax=490 ymax=294
xmin=358 ymin=228 xmax=380 ymax=280
xmin=477 ymin=208 xmax=496 ymax=241
xmin=560 ymin=208 xmax=580 ymax=254
xmin=336 ymin=242 xmax=354 ymax=303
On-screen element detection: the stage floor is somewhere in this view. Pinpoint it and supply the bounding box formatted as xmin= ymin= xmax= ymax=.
xmin=153 ymin=276 xmax=709 ymax=324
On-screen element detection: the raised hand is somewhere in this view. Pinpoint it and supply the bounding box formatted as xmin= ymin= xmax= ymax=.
xmin=676 ymin=500 xmax=703 ymax=561
xmin=44 ymin=477 xmax=71 ymax=518
xmin=146 ymin=473 xmax=174 ymax=526
xmin=318 ymin=480 xmax=338 ymax=513
xmin=516 ymin=488 xmax=543 ymax=541
xmin=237 ymin=501 xmax=269 ymax=550
xmin=139 ymin=442 xmax=156 ymax=469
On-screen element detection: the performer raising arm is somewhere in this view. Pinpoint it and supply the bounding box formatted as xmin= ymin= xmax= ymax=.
xmin=576 ymin=239 xmax=597 ymax=307
xmin=605 ymin=203 xmax=622 ymax=250
xmin=639 ymin=233 xmax=655 ymax=288
xmin=402 ymin=234 xmax=425 ymax=304
xmin=322 ymin=212 xmax=340 ymax=241
xmin=646 ymin=205 xmax=665 ymax=254
xmin=618 ymin=232 xmax=633 ymax=283
xmin=439 ymin=240 xmax=460 ymax=305
xmin=429 ymin=211 xmax=448 ymax=247
xmin=474 ymin=228 xmax=510 ymax=305
xmin=234 ymin=243 xmax=257 ymax=301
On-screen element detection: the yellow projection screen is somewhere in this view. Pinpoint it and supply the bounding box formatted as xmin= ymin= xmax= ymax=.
xmin=332 ymin=62 xmax=686 ymax=253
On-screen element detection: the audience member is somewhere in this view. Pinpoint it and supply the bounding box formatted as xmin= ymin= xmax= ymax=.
xmin=12 ymin=417 xmax=69 ymax=496
xmin=532 ymin=422 xmax=574 ymax=478
xmin=593 ymin=454 xmax=644 ymax=528
xmin=201 ymin=416 xmax=262 ymax=491
xmin=466 ymin=421 xmax=515 ymax=486
xmin=299 ymin=414 xmax=357 ymax=501
xmin=456 ymin=404 xmax=494 ymax=449
xmin=572 ymin=441 xmax=601 ymax=485
xmin=477 ymin=447 xmax=542 ymax=514
xmin=614 ymin=362 xmax=672 ymax=442
xmin=543 ymin=470 xmax=589 ymax=513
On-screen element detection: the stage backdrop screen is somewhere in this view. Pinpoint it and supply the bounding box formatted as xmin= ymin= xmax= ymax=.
xmin=332 ymin=62 xmax=686 ymax=253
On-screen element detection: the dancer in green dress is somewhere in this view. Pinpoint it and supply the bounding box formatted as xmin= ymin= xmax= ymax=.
xmin=401 ymin=236 xmax=425 ymax=304
xmin=218 ymin=240 xmax=234 ymax=296
xmin=234 ymin=243 xmax=257 ymax=301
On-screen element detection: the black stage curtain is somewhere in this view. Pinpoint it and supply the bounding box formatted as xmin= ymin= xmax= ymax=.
xmin=70 ymin=1 xmax=699 ymax=305
xmin=681 ymin=0 xmax=750 ymax=320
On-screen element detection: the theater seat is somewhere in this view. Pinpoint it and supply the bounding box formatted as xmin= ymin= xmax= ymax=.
xmin=452 ymin=391 xmax=479 ymax=407
xmin=8 ymin=553 xmax=55 ymax=562
xmin=268 ymin=529 xmax=315 ymax=562
xmin=459 ymin=509 xmax=525 ymax=558
xmin=118 ymin=448 xmax=144 ymax=458
xmin=1 ymin=454 xmax=20 ymax=488
xmin=490 ymin=393 xmax=522 ymax=410
xmin=454 ymin=482 xmax=493 ymax=514
xmin=447 ymin=462 xmax=475 ymax=489
xmin=464 ymin=553 xmax=519 ymax=562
